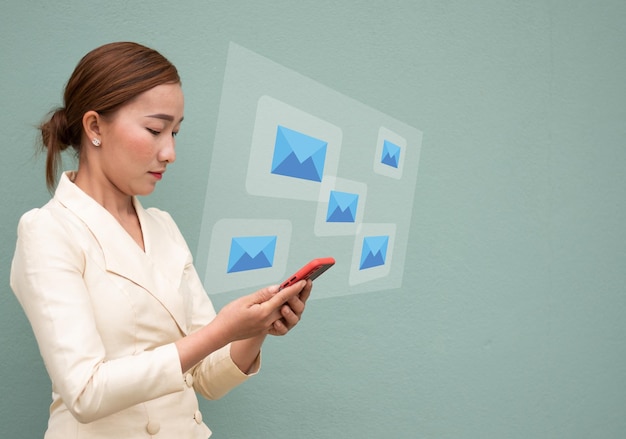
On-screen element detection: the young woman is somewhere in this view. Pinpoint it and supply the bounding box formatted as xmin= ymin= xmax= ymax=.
xmin=10 ymin=42 xmax=311 ymax=438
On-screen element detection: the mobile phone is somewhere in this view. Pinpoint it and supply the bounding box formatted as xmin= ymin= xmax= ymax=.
xmin=279 ymin=257 xmax=336 ymax=290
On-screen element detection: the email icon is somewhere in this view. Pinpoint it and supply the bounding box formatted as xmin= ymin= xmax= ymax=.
xmin=381 ymin=140 xmax=401 ymax=168
xmin=326 ymin=190 xmax=359 ymax=223
xmin=271 ymin=125 xmax=328 ymax=182
xmin=359 ymin=235 xmax=389 ymax=270
xmin=227 ymin=235 xmax=277 ymax=273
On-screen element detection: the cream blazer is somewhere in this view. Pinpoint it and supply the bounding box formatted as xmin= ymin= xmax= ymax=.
xmin=11 ymin=172 xmax=257 ymax=438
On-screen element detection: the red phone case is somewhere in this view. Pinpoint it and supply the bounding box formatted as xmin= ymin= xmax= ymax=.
xmin=279 ymin=257 xmax=335 ymax=290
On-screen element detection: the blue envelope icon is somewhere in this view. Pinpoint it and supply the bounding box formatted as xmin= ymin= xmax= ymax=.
xmin=271 ymin=125 xmax=328 ymax=182
xmin=227 ymin=235 xmax=277 ymax=273
xmin=326 ymin=190 xmax=359 ymax=223
xmin=359 ymin=235 xmax=389 ymax=270
xmin=381 ymin=140 xmax=401 ymax=169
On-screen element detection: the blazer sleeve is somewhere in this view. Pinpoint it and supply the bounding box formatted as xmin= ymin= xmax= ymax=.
xmin=10 ymin=208 xmax=186 ymax=423
xmin=153 ymin=209 xmax=261 ymax=400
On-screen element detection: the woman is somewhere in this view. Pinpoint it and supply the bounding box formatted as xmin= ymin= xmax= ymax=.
xmin=10 ymin=42 xmax=311 ymax=438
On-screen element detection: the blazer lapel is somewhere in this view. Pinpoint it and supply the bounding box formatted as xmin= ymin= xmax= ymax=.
xmin=134 ymin=199 xmax=189 ymax=333
xmin=55 ymin=173 xmax=189 ymax=334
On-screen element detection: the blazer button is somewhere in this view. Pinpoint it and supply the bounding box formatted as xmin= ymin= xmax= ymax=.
xmin=193 ymin=410 xmax=203 ymax=424
xmin=185 ymin=373 xmax=194 ymax=388
xmin=146 ymin=420 xmax=161 ymax=435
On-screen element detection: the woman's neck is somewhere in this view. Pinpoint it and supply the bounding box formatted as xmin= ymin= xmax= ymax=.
xmin=72 ymin=168 xmax=145 ymax=251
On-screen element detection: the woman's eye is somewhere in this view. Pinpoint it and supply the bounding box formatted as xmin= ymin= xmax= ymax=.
xmin=147 ymin=128 xmax=160 ymax=135
xmin=172 ymin=131 xmax=179 ymax=138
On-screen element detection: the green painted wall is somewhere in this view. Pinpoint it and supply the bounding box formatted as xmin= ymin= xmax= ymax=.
xmin=1 ymin=1 xmax=625 ymax=438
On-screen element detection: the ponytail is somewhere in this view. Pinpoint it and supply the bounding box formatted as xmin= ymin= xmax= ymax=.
xmin=39 ymin=107 xmax=75 ymax=191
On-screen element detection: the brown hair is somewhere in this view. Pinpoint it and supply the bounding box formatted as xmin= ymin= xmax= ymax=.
xmin=39 ymin=42 xmax=180 ymax=190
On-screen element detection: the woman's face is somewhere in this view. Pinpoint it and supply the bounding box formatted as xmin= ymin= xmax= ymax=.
xmin=96 ymin=83 xmax=184 ymax=196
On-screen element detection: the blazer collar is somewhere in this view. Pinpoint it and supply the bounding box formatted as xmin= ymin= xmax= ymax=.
xmin=54 ymin=172 xmax=189 ymax=334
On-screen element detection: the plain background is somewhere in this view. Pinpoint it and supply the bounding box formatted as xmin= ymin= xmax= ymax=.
xmin=1 ymin=1 xmax=625 ymax=438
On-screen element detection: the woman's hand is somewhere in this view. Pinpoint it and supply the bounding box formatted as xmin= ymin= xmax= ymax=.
xmin=268 ymin=279 xmax=312 ymax=336
xmin=228 ymin=279 xmax=312 ymax=373
xmin=176 ymin=280 xmax=312 ymax=373
xmin=214 ymin=279 xmax=311 ymax=341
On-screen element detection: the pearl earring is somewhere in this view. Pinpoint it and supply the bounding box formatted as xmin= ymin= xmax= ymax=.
xmin=92 ymin=138 xmax=101 ymax=147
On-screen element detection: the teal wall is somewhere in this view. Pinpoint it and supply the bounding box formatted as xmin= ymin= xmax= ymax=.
xmin=2 ymin=1 xmax=625 ymax=438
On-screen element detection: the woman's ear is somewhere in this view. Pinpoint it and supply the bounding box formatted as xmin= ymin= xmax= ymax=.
xmin=82 ymin=110 xmax=102 ymax=145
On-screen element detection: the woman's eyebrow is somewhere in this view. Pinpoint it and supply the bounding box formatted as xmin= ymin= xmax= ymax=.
xmin=146 ymin=113 xmax=184 ymax=123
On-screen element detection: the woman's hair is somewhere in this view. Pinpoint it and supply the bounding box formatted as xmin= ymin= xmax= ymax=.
xmin=39 ymin=42 xmax=180 ymax=190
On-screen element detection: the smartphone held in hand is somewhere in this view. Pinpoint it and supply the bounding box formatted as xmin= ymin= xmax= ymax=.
xmin=279 ymin=257 xmax=335 ymax=290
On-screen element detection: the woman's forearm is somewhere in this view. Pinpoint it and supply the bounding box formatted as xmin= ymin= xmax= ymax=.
xmin=230 ymin=335 xmax=267 ymax=374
